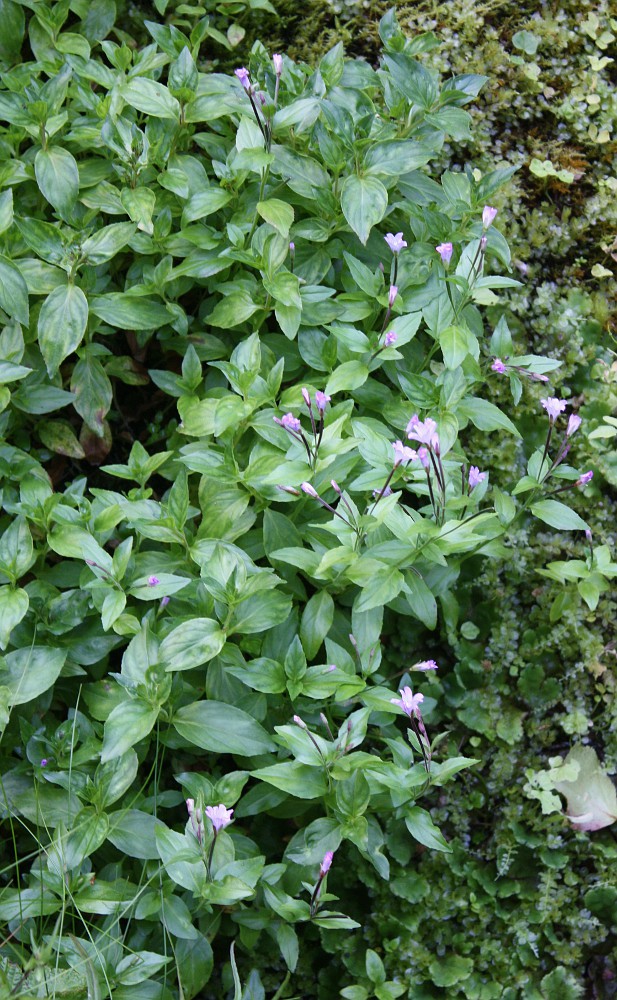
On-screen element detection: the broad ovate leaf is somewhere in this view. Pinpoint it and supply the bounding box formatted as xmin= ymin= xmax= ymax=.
xmin=553 ymin=745 xmax=617 ymax=832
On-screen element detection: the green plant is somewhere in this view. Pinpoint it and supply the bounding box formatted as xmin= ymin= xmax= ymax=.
xmin=0 ymin=3 xmax=604 ymax=997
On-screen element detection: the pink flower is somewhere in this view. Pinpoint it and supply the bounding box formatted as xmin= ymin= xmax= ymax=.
xmin=388 ymin=285 xmax=398 ymax=308
xmin=373 ymin=485 xmax=393 ymax=498
xmin=301 ymin=482 xmax=319 ymax=498
xmin=147 ymin=575 xmax=160 ymax=587
xmin=205 ymin=804 xmax=234 ymax=832
xmin=406 ymin=414 xmax=438 ymax=448
xmin=40 ymin=758 xmax=48 ymax=767
xmin=234 ymin=67 xmax=250 ymax=91
xmin=384 ymin=232 xmax=407 ymax=254
xmin=567 ymin=414 xmax=582 ymax=437
xmin=320 ymin=851 xmax=334 ymax=876
xmin=315 ymin=391 xmax=331 ymax=412
xmin=541 ymin=397 xmax=567 ymax=422
xmin=576 ymin=471 xmax=593 ymax=486
xmin=384 ymin=330 xmax=398 ymax=347
xmin=414 ymin=660 xmax=438 ymax=671
xmin=393 ymin=440 xmax=417 ymax=466
xmin=417 ymin=447 xmax=430 ymax=470
xmin=273 ymin=53 xmax=283 ymax=76
xmin=436 ymin=242 xmax=453 ymax=265
xmin=482 ymin=206 xmax=498 ymax=229
xmin=491 ymin=358 xmax=507 ymax=374
xmin=391 ymin=685 xmax=424 ymax=717
xmin=274 ymin=412 xmax=301 ymax=432
xmin=289 ymin=241 xmax=295 ymax=252
xmin=468 ymin=466 xmax=486 ymax=489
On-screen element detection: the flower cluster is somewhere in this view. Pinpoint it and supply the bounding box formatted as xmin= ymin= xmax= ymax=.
xmin=274 ymin=389 xmax=331 ymax=470
xmin=234 ymin=54 xmax=284 ymax=151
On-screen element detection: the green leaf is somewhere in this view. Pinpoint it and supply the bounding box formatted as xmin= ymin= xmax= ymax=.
xmin=530 ymin=500 xmax=589 ymax=532
xmin=364 ymin=140 xmax=434 ymax=177
xmin=35 ymin=146 xmax=80 ymax=217
xmin=121 ymin=187 xmax=156 ymax=235
xmin=182 ymin=189 xmax=232 ymax=225
xmin=122 ymin=77 xmax=180 ymax=119
xmin=257 ymin=199 xmax=294 ymax=239
xmin=90 ymin=294 xmax=171 ymax=330
xmin=71 ymin=354 xmax=112 ymax=435
xmin=107 ymin=809 xmax=163 ymax=859
xmin=405 ymin=806 xmax=451 ymax=852
xmin=208 ymin=291 xmax=261 ymax=328
xmin=440 ymin=326 xmax=474 ymax=369
xmin=159 ymin=618 xmax=226 ymax=671
xmin=354 ymin=568 xmax=404 ymax=613
xmin=0 ymin=587 xmax=29 ymax=649
xmin=457 ymin=396 xmax=521 ymax=438
xmin=81 ymin=222 xmax=137 ymax=265
xmin=325 ymin=360 xmax=369 ymax=395
xmin=101 ymin=700 xmax=159 ymax=762
xmin=429 ymin=955 xmax=473 ymax=988
xmin=405 ymin=572 xmax=437 ymax=630
xmin=38 ymin=284 xmax=88 ymax=375
xmin=173 ymin=700 xmax=276 ymax=755
xmin=340 ymin=175 xmax=388 ymax=245
xmin=512 ymin=29 xmax=540 ymax=54
xmin=38 ymin=419 xmax=85 ymax=458
xmin=300 ymin=590 xmax=334 ymax=659
xmin=253 ymin=760 xmax=328 ymax=798
xmin=0 ymin=255 xmax=29 ymax=326
xmin=176 ymin=935 xmax=214 ymax=998
xmin=0 ymin=646 xmax=67 ymax=706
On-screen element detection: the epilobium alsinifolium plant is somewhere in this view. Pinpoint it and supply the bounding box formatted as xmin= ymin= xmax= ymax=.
xmin=0 ymin=4 xmax=596 ymax=995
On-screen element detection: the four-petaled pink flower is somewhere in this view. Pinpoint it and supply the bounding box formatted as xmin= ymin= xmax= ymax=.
xmin=468 ymin=466 xmax=486 ymax=489
xmin=205 ymin=804 xmax=234 ymax=832
xmin=147 ymin=575 xmax=160 ymax=587
xmin=384 ymin=232 xmax=407 ymax=254
xmin=273 ymin=53 xmax=283 ymax=76
xmin=315 ymin=391 xmax=331 ymax=412
xmin=541 ymin=397 xmax=567 ymax=422
xmin=388 ymin=285 xmax=398 ymax=308
xmin=414 ymin=660 xmax=438 ymax=671
xmin=577 ymin=471 xmax=593 ymax=486
xmin=567 ymin=414 xmax=582 ymax=437
xmin=391 ymin=685 xmax=424 ymax=717
xmin=234 ymin=67 xmax=250 ymax=91
xmin=491 ymin=358 xmax=507 ymax=374
xmin=406 ymin=414 xmax=438 ymax=448
xmin=417 ymin=446 xmax=430 ymax=470
xmin=301 ymin=482 xmax=319 ymax=498
xmin=320 ymin=851 xmax=334 ymax=877
xmin=393 ymin=440 xmax=417 ymax=466
xmin=436 ymin=242 xmax=453 ymax=265
xmin=274 ymin=412 xmax=301 ymax=432
xmin=384 ymin=330 xmax=398 ymax=347
xmin=482 ymin=206 xmax=498 ymax=229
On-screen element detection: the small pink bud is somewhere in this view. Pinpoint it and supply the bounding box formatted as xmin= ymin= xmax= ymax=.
xmin=293 ymin=714 xmax=307 ymax=729
xmin=482 ymin=205 xmax=498 ymax=229
xmin=147 ymin=575 xmax=160 ymax=587
xmin=491 ymin=358 xmax=507 ymax=374
xmin=576 ymin=471 xmax=593 ymax=486
xmin=273 ymin=53 xmax=283 ymax=76
xmin=301 ymin=482 xmax=319 ymax=498
xmin=302 ymin=387 xmax=311 ymax=407
xmin=234 ymin=67 xmax=250 ymax=91
xmin=436 ymin=242 xmax=453 ymax=265
xmin=388 ymin=285 xmax=398 ymax=308
xmin=567 ymin=414 xmax=582 ymax=437
xmin=384 ymin=330 xmax=397 ymax=347
xmin=320 ymin=851 xmax=334 ymax=876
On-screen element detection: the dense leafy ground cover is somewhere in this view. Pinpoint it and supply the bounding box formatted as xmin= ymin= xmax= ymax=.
xmin=0 ymin=0 xmax=615 ymax=997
